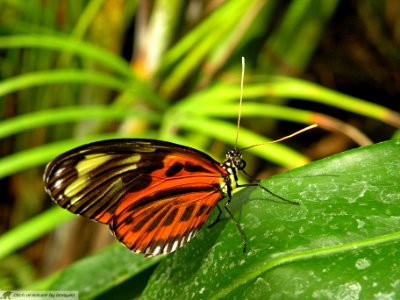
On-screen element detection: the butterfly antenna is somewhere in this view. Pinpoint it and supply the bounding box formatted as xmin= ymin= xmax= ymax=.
xmin=234 ymin=56 xmax=245 ymax=149
xmin=241 ymin=124 xmax=318 ymax=151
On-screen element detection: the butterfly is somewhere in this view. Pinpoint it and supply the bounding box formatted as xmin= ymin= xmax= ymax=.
xmin=43 ymin=58 xmax=316 ymax=257
xmin=44 ymin=139 xmax=250 ymax=256
xmin=43 ymin=123 xmax=316 ymax=257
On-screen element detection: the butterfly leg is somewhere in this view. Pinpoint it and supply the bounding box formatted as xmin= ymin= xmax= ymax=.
xmin=238 ymin=182 xmax=299 ymax=205
xmin=207 ymin=204 xmax=223 ymax=229
xmin=224 ymin=192 xmax=247 ymax=254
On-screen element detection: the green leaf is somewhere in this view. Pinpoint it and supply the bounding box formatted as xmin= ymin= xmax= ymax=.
xmin=142 ymin=139 xmax=400 ymax=299
xmin=47 ymin=244 xmax=162 ymax=300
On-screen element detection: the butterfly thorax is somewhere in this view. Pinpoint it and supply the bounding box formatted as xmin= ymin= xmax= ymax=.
xmin=220 ymin=148 xmax=245 ymax=196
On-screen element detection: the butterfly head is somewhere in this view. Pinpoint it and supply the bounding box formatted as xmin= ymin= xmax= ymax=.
xmin=224 ymin=148 xmax=246 ymax=171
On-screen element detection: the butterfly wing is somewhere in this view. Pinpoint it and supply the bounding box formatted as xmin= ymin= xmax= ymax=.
xmin=44 ymin=139 xmax=228 ymax=255
xmin=112 ymin=187 xmax=221 ymax=256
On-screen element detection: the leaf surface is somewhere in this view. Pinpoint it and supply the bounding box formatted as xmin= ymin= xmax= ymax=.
xmin=143 ymin=139 xmax=400 ymax=299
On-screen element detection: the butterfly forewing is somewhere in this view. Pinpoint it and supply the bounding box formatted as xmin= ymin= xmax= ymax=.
xmin=44 ymin=139 xmax=231 ymax=256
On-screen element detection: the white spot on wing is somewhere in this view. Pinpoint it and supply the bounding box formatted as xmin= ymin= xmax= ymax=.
xmin=153 ymin=246 xmax=161 ymax=256
xmin=55 ymin=167 xmax=67 ymax=177
xmin=172 ymin=240 xmax=179 ymax=252
xmin=53 ymin=179 xmax=64 ymax=190
xmin=163 ymin=243 xmax=170 ymax=254
xmin=180 ymin=236 xmax=186 ymax=247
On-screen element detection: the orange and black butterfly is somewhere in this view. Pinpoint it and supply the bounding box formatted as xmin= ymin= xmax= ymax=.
xmin=44 ymin=58 xmax=316 ymax=257
xmin=44 ymin=139 xmax=253 ymax=256
xmin=43 ymin=125 xmax=315 ymax=257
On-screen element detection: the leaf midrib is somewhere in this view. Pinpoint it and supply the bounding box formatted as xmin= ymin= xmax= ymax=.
xmin=212 ymin=230 xmax=400 ymax=299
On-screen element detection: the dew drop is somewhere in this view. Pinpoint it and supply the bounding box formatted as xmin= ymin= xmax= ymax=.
xmin=355 ymin=257 xmax=371 ymax=270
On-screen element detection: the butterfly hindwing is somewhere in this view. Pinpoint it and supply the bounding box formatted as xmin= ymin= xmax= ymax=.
xmin=44 ymin=139 xmax=229 ymax=255
xmin=112 ymin=189 xmax=221 ymax=256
